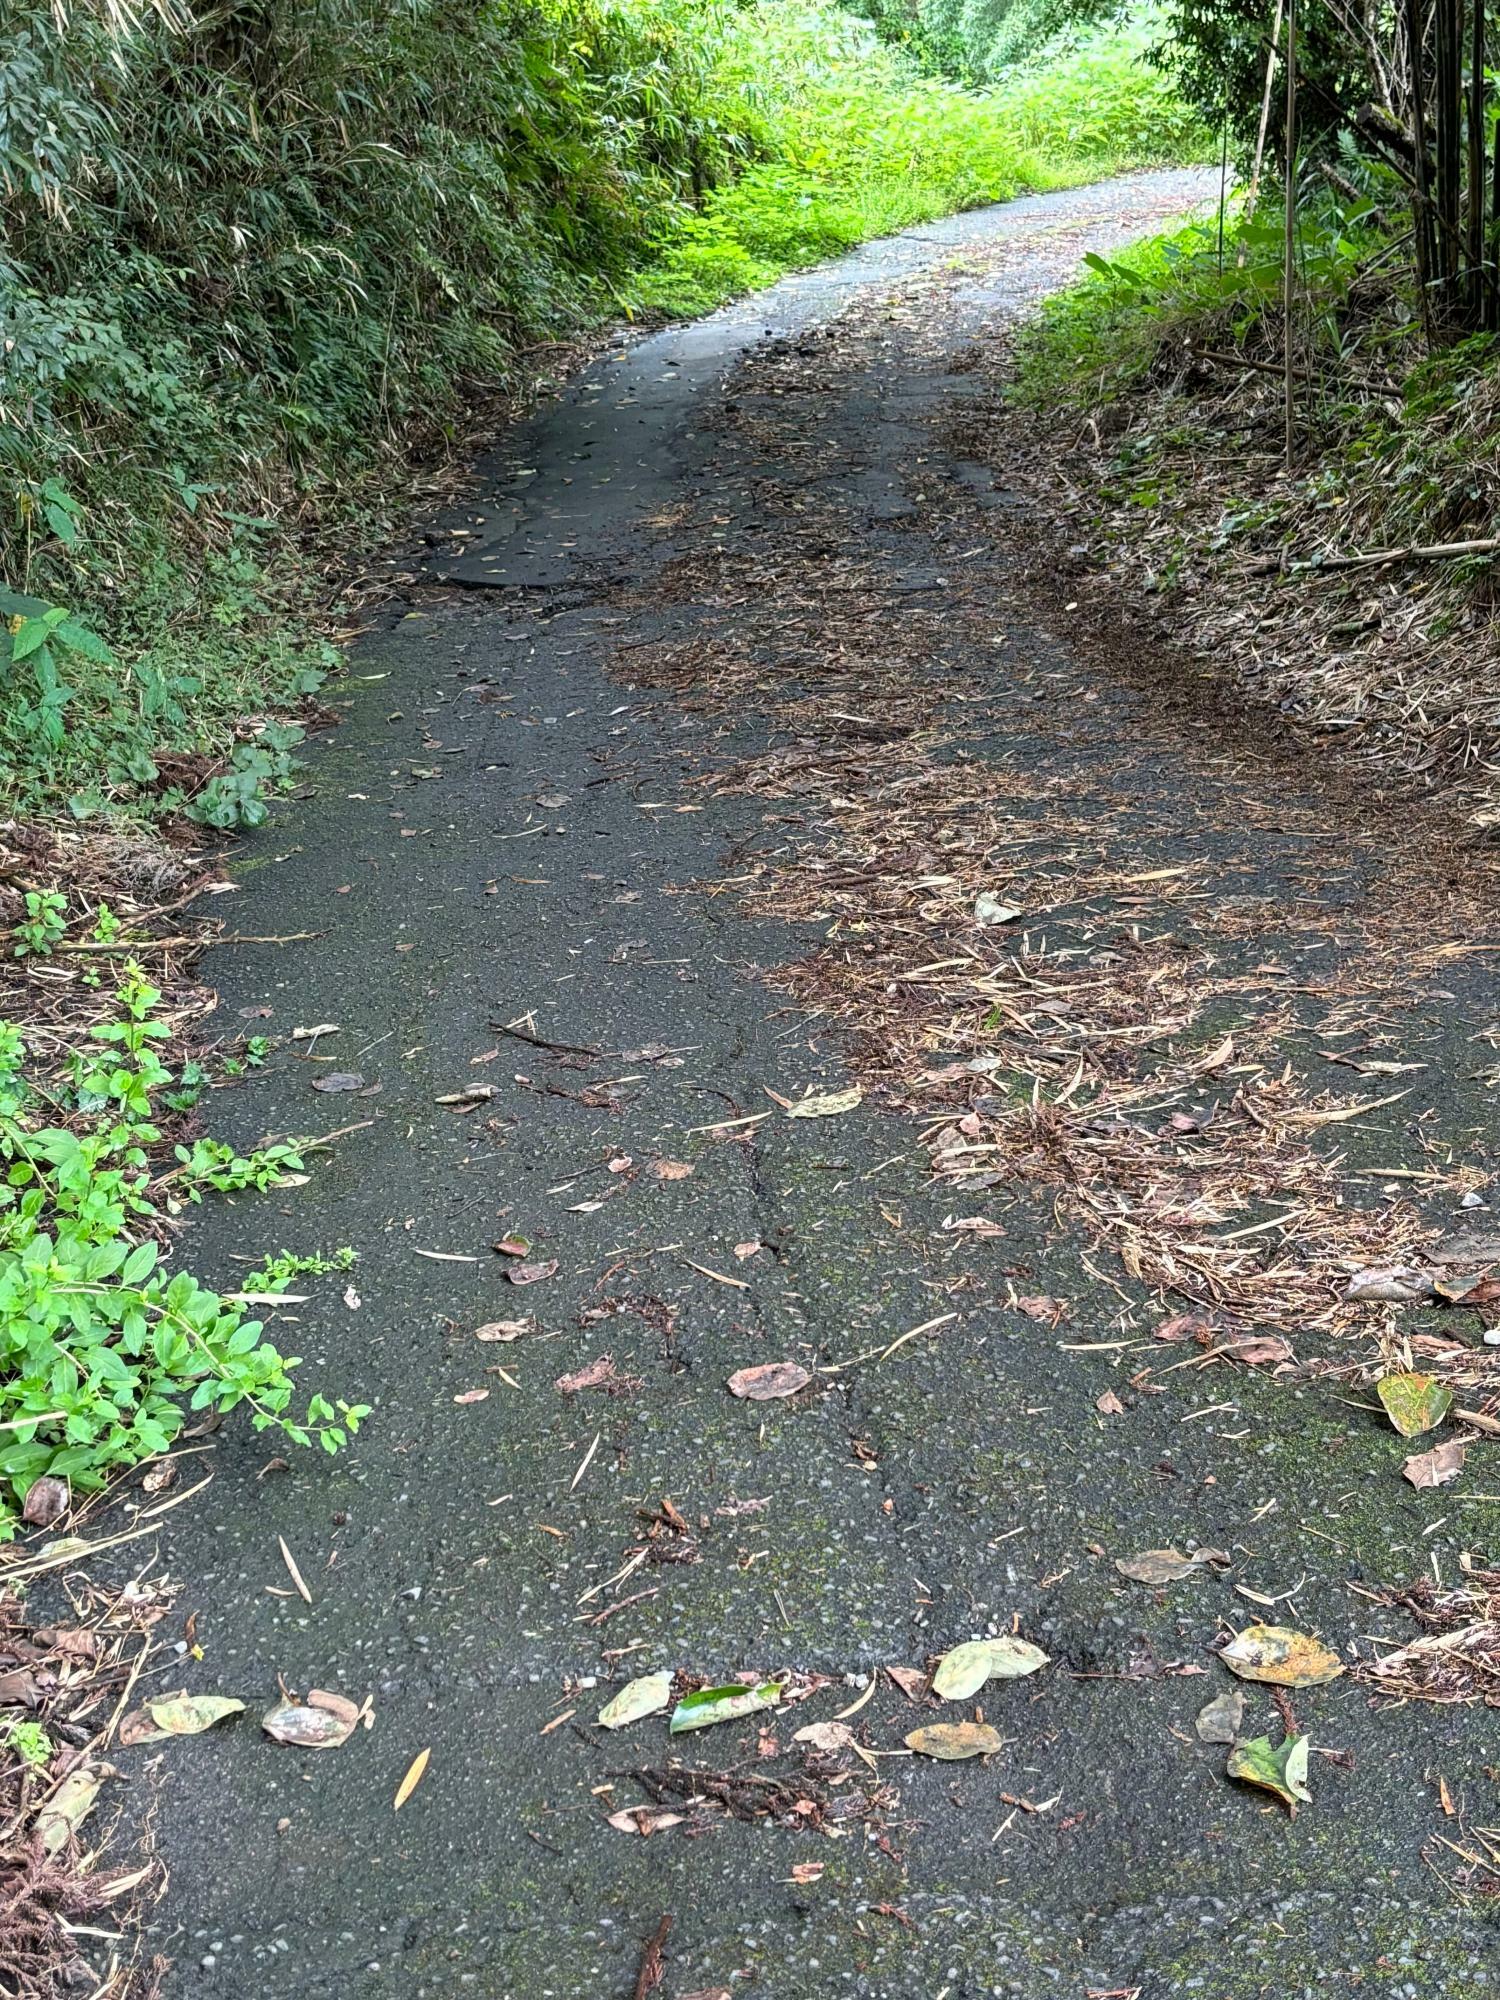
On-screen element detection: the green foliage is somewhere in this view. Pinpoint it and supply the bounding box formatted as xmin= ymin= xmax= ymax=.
xmin=856 ymin=0 xmax=1122 ymax=77
xmin=995 ymin=12 xmax=1207 ymax=164
xmin=1153 ymin=0 xmax=1369 ymax=155
xmin=1 ymin=0 xmax=759 ymax=814
xmin=11 ymin=892 xmax=66 ymax=961
xmin=1012 ymin=188 xmax=1379 ymax=410
xmin=0 ymin=967 xmax=368 ymax=1535
xmin=635 ymin=2 xmax=1204 ymax=315
xmin=242 ymin=1247 xmax=358 ymax=1294
xmin=1 ymin=1718 xmax=52 ymax=1769
xmin=1 ymin=0 xmax=1201 ymax=823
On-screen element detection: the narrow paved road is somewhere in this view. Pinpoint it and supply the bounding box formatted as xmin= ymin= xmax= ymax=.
xmin=142 ymin=171 xmax=1500 ymax=1997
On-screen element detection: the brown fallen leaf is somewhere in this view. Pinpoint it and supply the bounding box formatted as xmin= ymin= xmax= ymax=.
xmin=727 ymin=1362 xmax=811 ymax=1401
xmin=1403 ymin=1439 xmax=1466 ymax=1489
xmin=394 ymin=1747 xmax=430 ymax=1811
xmin=453 ymin=1388 xmax=490 ymax=1405
xmin=262 ymin=1702 xmax=355 ymax=1750
xmin=307 ymin=1689 xmax=364 ymax=1728
xmin=37 ymin=1765 xmax=109 ymax=1856
xmin=1194 ymin=1687 xmax=1244 ymax=1744
xmin=905 ymin=1721 xmax=1004 ymax=1760
xmin=886 ymin=1664 xmax=928 ymax=1702
xmin=1225 ymin=1335 xmax=1294 ymax=1367
xmin=554 ymin=1355 xmax=641 ymax=1396
xmin=607 ymin=1806 xmax=685 ymax=1836
xmin=494 ymin=1234 xmax=532 ymax=1258
xmin=792 ymin=1720 xmax=856 ymax=1753
xmin=21 ymin=1476 xmax=69 ymax=1528
xmin=1344 ymin=1264 xmax=1435 ymax=1304
xmin=1015 ymin=1295 xmax=1067 ymax=1323
xmin=475 ymin=1319 xmax=529 ymax=1342
xmin=1154 ymin=1313 xmax=1209 ymax=1342
xmin=507 ymin=1259 xmax=559 ymax=1286
xmin=1095 ymin=1389 xmax=1125 ymax=1416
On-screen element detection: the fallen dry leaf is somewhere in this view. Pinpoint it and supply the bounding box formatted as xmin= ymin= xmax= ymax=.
xmin=1225 ymin=1335 xmax=1294 ymax=1367
xmin=21 ymin=1476 xmax=69 ymax=1528
xmin=1115 ymin=1547 xmax=1229 ymax=1585
xmin=1095 ymin=1389 xmax=1125 ymax=1416
xmin=453 ymin=1388 xmax=490 ymax=1405
xmin=607 ymin=1806 xmax=685 ymax=1836
xmin=931 ymin=1636 xmax=1048 ymax=1699
xmin=262 ymin=1702 xmax=355 ymax=1750
xmin=394 ymin=1747 xmax=430 ymax=1810
xmin=475 ymin=1319 xmax=529 ymax=1342
xmin=1220 ymin=1625 xmax=1344 ymax=1688
xmin=1345 ymin=1265 xmax=1435 ymax=1304
xmin=1403 ymin=1438 xmax=1466 ymax=1489
xmin=507 ymin=1258 xmax=558 ymax=1286
xmin=793 ymin=1720 xmax=856 ymax=1753
xmin=37 ymin=1765 xmax=108 ymax=1856
xmin=599 ymin=1672 xmax=674 ymax=1731
xmin=1015 ymin=1295 xmax=1067 ymax=1323
xmin=727 ymin=1361 xmax=811 ymax=1401
xmin=555 ymin=1355 xmax=639 ymax=1396
xmin=886 ymin=1664 xmax=928 ymax=1702
xmin=787 ymin=1085 xmax=862 ymax=1118
xmin=1194 ymin=1687 xmax=1244 ymax=1744
xmin=905 ymin=1721 xmax=1004 ymax=1760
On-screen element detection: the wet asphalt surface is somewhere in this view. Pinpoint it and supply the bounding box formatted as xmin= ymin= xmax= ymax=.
xmin=129 ymin=172 xmax=1500 ymax=1996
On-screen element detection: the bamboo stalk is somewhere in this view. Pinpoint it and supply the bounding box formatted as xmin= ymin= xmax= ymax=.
xmin=1468 ymin=0 xmax=1485 ymax=313
xmin=1247 ymin=0 xmax=1288 ymax=217
xmin=1284 ymin=0 xmax=1298 ymax=471
xmin=1407 ymin=0 xmax=1439 ymax=344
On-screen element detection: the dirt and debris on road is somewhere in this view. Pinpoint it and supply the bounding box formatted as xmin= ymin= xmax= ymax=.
xmin=61 ymin=169 xmax=1500 ymax=1994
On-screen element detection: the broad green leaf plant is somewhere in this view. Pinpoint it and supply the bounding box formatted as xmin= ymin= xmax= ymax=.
xmin=0 ymin=965 xmax=366 ymax=1534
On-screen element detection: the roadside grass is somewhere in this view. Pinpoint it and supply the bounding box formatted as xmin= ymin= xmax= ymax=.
xmin=1004 ymin=174 xmax=1500 ymax=821
xmin=633 ymin=9 xmax=1207 ymax=315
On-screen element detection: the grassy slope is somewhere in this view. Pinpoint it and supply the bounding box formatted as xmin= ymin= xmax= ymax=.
xmin=1008 ymin=189 xmax=1500 ymax=818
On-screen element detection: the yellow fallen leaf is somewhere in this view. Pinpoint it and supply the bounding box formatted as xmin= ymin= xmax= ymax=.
xmin=394 ymin=1746 xmax=430 ymax=1810
xmin=1220 ymin=1625 xmax=1344 ymax=1688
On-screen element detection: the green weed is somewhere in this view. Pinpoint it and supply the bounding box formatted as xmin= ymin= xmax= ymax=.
xmin=0 ymin=967 xmax=368 ymax=1534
